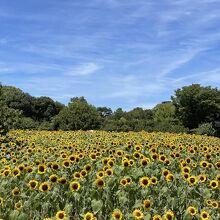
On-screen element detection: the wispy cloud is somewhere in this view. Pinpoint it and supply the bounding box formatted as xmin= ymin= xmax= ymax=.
xmin=65 ymin=62 xmax=101 ymax=76
xmin=0 ymin=0 xmax=219 ymax=109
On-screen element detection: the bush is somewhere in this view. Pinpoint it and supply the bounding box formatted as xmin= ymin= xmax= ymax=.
xmin=191 ymin=123 xmax=216 ymax=136
xmin=153 ymin=120 xmax=188 ymax=133
xmin=17 ymin=117 xmax=39 ymax=130
xmin=0 ymin=102 xmax=21 ymax=135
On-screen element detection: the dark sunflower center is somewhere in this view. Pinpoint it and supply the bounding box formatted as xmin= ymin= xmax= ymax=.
xmin=58 ymin=213 xmax=64 ymax=218
xmin=72 ymin=184 xmax=78 ymax=190
xmin=142 ymin=179 xmax=148 ymax=185
xmin=53 ymin=165 xmax=58 ymax=169
xmin=42 ymin=185 xmax=48 ymax=191
xmin=190 ymin=178 xmax=195 ymax=183
xmin=31 ymin=182 xmax=36 ymax=187
xmin=136 ymin=212 xmax=141 ymax=217
xmin=39 ymin=166 xmax=45 ymax=172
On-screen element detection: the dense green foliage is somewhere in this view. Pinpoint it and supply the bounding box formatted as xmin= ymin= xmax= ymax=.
xmin=52 ymin=97 xmax=101 ymax=130
xmin=172 ymin=84 xmax=220 ymax=136
xmin=0 ymin=85 xmax=21 ymax=135
xmin=0 ymin=83 xmax=219 ymax=136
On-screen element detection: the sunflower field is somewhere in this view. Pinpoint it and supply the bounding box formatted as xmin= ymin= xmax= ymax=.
xmin=0 ymin=130 xmax=219 ymax=220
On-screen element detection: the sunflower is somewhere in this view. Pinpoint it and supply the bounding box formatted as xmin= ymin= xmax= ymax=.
xmin=84 ymin=164 xmax=92 ymax=172
xmin=150 ymin=176 xmax=158 ymax=185
xmin=89 ymin=153 xmax=96 ymax=160
xmin=80 ymin=169 xmax=87 ymax=178
xmin=183 ymin=173 xmax=190 ymax=180
xmin=143 ymin=199 xmax=152 ymax=210
xmin=73 ymin=171 xmax=81 ymax=179
xmin=49 ymin=174 xmax=59 ymax=183
xmin=95 ymin=178 xmax=105 ymax=188
xmin=211 ymin=201 xmax=219 ymax=209
xmin=39 ymin=182 xmax=51 ymax=192
xmin=107 ymin=160 xmax=114 ymax=167
xmin=62 ymin=160 xmax=71 ymax=168
xmin=83 ymin=212 xmax=95 ymax=220
xmin=69 ymin=154 xmax=76 ymax=162
xmin=140 ymin=158 xmax=149 ymax=167
xmin=185 ymin=157 xmax=191 ymax=164
xmin=2 ymin=169 xmax=11 ymax=177
xmin=182 ymin=166 xmax=190 ymax=173
xmin=12 ymin=187 xmax=20 ymax=196
xmin=200 ymin=161 xmax=208 ymax=168
xmin=51 ymin=162 xmax=59 ymax=170
xmin=164 ymin=210 xmax=174 ymax=220
xmin=28 ymin=180 xmax=38 ymax=190
xmin=152 ymin=215 xmax=162 ymax=220
xmin=159 ymin=155 xmax=166 ymax=162
xmin=122 ymin=160 xmax=129 ymax=167
xmin=187 ymin=176 xmax=197 ymax=186
xmin=209 ymin=180 xmax=218 ymax=189
xmin=69 ymin=181 xmax=80 ymax=192
xmin=112 ymin=209 xmax=123 ymax=220
xmin=132 ymin=209 xmax=144 ymax=219
xmin=120 ymin=178 xmax=128 ymax=187
xmin=133 ymin=152 xmax=141 ymax=159
xmin=38 ymin=164 xmax=47 ymax=174
xmin=166 ymin=174 xmax=174 ymax=182
xmin=200 ymin=211 xmax=210 ymax=220
xmin=15 ymin=201 xmax=22 ymax=210
xmin=129 ymin=159 xmax=134 ymax=166
xmin=126 ymin=176 xmax=132 ymax=184
xmin=151 ymin=153 xmax=158 ymax=160
xmin=18 ymin=164 xmax=25 ymax=172
xmin=215 ymin=161 xmax=220 ymax=169
xmin=162 ymin=169 xmax=170 ymax=177
xmin=187 ymin=206 xmax=197 ymax=216
xmin=25 ymin=166 xmax=33 ymax=173
xmin=96 ymin=171 xmax=105 ymax=179
xmin=139 ymin=177 xmax=150 ymax=187
xmin=105 ymin=168 xmax=113 ymax=176
xmin=198 ymin=174 xmax=207 ymax=183
xmin=116 ymin=150 xmax=124 ymax=157
xmin=55 ymin=211 xmax=67 ymax=220
xmin=59 ymin=177 xmax=67 ymax=185
xmin=12 ymin=168 xmax=21 ymax=177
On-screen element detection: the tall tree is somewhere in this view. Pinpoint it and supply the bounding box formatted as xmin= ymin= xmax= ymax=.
xmin=97 ymin=107 xmax=113 ymax=118
xmin=1 ymin=86 xmax=34 ymax=117
xmin=0 ymin=84 xmax=21 ymax=135
xmin=33 ymin=96 xmax=64 ymax=121
xmin=171 ymin=84 xmax=220 ymax=135
xmin=53 ymin=97 xmax=101 ymax=130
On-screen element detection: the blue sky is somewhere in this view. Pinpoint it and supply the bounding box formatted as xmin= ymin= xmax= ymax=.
xmin=0 ymin=0 xmax=220 ymax=110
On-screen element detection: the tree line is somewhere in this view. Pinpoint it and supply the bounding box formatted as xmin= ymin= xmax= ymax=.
xmin=0 ymin=83 xmax=219 ymax=136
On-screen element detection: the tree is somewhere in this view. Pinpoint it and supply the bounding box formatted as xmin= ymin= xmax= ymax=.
xmin=191 ymin=123 xmax=216 ymax=136
xmin=1 ymin=86 xmax=35 ymax=117
xmin=152 ymin=102 xmax=187 ymax=133
xmin=0 ymin=84 xmax=21 ymax=135
xmin=97 ymin=107 xmax=113 ymax=118
xmin=153 ymin=102 xmax=176 ymax=123
xmin=172 ymin=84 xmax=220 ymax=136
xmin=126 ymin=107 xmax=154 ymax=131
xmin=32 ymin=96 xmax=64 ymax=121
xmin=53 ymin=97 xmax=101 ymax=130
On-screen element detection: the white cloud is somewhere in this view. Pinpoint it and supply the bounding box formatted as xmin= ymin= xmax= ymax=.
xmin=65 ymin=63 xmax=101 ymax=76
